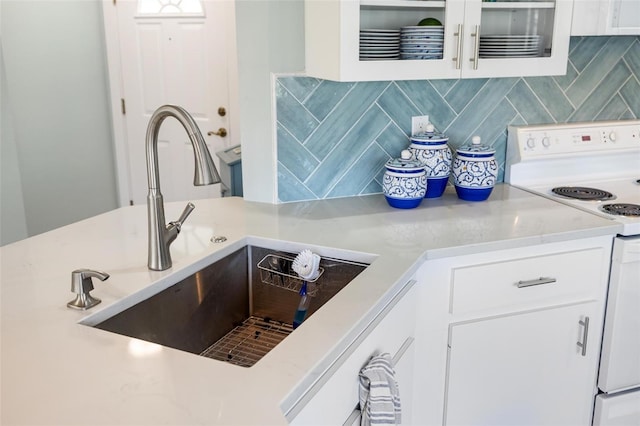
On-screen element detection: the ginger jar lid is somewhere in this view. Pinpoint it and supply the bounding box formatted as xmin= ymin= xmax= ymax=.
xmin=385 ymin=150 xmax=425 ymax=172
xmin=456 ymin=136 xmax=495 ymax=158
xmin=410 ymin=124 xmax=449 ymax=145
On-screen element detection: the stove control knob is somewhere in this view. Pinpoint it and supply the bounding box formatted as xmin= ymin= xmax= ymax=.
xmin=609 ymin=131 xmax=617 ymax=142
xmin=542 ymin=136 xmax=551 ymax=148
xmin=526 ymin=137 xmax=536 ymax=149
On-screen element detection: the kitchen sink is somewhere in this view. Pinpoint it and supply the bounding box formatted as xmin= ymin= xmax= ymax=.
xmin=89 ymin=245 xmax=368 ymax=367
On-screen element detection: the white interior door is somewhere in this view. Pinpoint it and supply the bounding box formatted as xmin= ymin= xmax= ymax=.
xmin=107 ymin=0 xmax=236 ymax=205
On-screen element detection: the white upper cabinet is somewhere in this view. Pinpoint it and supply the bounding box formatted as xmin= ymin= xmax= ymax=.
xmin=305 ymin=0 xmax=575 ymax=81
xmin=571 ymin=0 xmax=640 ymax=36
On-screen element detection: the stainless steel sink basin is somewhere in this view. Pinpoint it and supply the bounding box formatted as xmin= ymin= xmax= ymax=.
xmin=91 ymin=245 xmax=368 ymax=367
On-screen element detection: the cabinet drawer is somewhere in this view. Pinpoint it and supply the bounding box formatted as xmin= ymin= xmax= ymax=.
xmin=450 ymin=247 xmax=606 ymax=316
xmin=290 ymin=284 xmax=416 ymax=425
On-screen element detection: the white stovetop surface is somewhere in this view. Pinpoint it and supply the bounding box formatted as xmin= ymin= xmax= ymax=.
xmin=0 ymin=185 xmax=621 ymax=425
xmin=520 ymin=176 xmax=640 ymax=236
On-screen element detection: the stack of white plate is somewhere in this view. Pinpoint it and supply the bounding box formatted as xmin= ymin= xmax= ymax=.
xmin=359 ymin=29 xmax=400 ymax=61
xmin=479 ymin=35 xmax=541 ymax=58
xmin=400 ymin=26 xmax=444 ymax=60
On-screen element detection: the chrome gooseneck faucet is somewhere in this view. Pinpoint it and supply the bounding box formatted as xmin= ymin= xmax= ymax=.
xmin=146 ymin=105 xmax=221 ymax=271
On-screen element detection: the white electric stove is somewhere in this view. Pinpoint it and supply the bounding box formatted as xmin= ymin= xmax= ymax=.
xmin=506 ymin=119 xmax=640 ymax=426
xmin=506 ymin=120 xmax=640 ymax=236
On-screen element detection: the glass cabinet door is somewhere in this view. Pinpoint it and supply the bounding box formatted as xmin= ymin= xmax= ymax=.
xmin=479 ymin=2 xmax=556 ymax=59
xmin=359 ymin=1 xmax=448 ymax=63
xmin=461 ymin=0 xmax=573 ymax=77
xmin=353 ymin=0 xmax=465 ymax=80
xmin=305 ymin=0 xmax=465 ymax=81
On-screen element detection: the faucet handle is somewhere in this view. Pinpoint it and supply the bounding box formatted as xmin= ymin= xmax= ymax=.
xmin=67 ymin=269 xmax=109 ymax=310
xmin=170 ymin=202 xmax=195 ymax=232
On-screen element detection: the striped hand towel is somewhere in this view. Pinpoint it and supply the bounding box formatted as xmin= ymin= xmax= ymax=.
xmin=358 ymin=352 xmax=401 ymax=426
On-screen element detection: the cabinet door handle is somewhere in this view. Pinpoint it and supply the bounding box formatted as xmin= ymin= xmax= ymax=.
xmin=344 ymin=337 xmax=415 ymax=426
xmin=515 ymin=277 xmax=557 ymax=288
xmin=453 ymin=24 xmax=464 ymax=70
xmin=469 ymin=25 xmax=480 ymax=70
xmin=577 ymin=317 xmax=589 ymax=356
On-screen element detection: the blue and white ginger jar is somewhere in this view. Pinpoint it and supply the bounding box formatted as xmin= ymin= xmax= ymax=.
xmin=408 ymin=124 xmax=452 ymax=198
xmin=452 ymin=136 xmax=498 ymax=201
xmin=382 ymin=150 xmax=427 ymax=209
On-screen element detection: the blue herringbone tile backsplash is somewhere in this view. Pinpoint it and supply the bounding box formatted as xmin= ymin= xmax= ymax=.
xmin=276 ymin=36 xmax=640 ymax=202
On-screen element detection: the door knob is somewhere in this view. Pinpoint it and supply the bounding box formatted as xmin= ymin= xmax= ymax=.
xmin=218 ymin=107 xmax=226 ymax=116
xmin=207 ymin=128 xmax=227 ymax=137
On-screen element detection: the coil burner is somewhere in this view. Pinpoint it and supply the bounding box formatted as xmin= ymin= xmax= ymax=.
xmin=601 ymin=203 xmax=640 ymax=217
xmin=551 ymin=186 xmax=615 ymax=201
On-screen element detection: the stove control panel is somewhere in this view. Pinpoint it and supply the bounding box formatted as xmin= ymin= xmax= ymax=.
xmin=508 ymin=120 xmax=640 ymax=158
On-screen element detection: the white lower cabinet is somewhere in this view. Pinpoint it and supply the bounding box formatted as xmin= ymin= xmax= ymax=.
xmin=290 ymin=236 xmax=613 ymax=426
xmin=445 ymin=302 xmax=600 ymax=425
xmin=413 ymin=236 xmax=613 ymax=426
xmin=289 ymin=280 xmax=417 ymax=425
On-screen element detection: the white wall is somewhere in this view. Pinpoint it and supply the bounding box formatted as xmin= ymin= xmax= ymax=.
xmin=0 ymin=0 xmax=302 ymax=245
xmin=1 ymin=43 xmax=28 ymax=245
xmin=1 ymin=0 xmax=118 ymax=244
xmin=235 ymin=0 xmax=305 ymax=203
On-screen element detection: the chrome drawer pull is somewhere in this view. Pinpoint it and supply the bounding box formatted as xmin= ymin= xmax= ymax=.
xmin=577 ymin=317 xmax=590 ymax=357
xmin=515 ymin=277 xmax=557 ymax=288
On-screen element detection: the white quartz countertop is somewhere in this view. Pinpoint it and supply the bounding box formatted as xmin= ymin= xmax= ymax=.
xmin=0 ymin=185 xmax=621 ymax=425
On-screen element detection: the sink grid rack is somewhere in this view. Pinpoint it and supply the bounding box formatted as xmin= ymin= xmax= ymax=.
xmin=200 ymin=316 xmax=293 ymax=368
xmin=257 ymin=254 xmax=324 ymax=297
